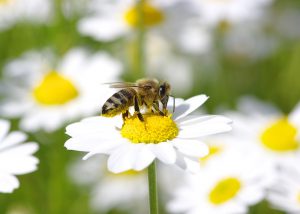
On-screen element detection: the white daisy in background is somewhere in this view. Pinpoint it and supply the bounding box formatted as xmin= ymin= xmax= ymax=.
xmin=167 ymin=151 xmax=274 ymax=214
xmin=77 ymin=0 xmax=202 ymax=52
xmin=268 ymin=160 xmax=300 ymax=213
xmin=68 ymin=156 xmax=148 ymax=213
xmin=228 ymin=97 xmax=300 ymax=166
xmin=191 ymin=0 xmax=273 ymax=28
xmin=0 ymin=119 xmax=39 ymax=193
xmin=181 ymin=133 xmax=242 ymax=173
xmin=65 ymin=94 xmax=232 ymax=173
xmin=0 ymin=0 xmax=53 ymax=30
xmin=0 ymin=48 xmax=122 ymax=132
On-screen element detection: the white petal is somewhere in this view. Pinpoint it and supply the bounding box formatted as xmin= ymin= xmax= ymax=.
xmin=66 ymin=117 xmax=118 ymax=137
xmin=0 ymin=156 xmax=39 ymax=175
xmin=132 ymin=144 xmax=155 ymax=171
xmin=173 ymin=95 xmax=209 ymax=121
xmin=172 ymin=139 xmax=209 ymax=157
xmin=237 ymin=186 xmax=265 ymax=205
xmin=167 ymin=97 xmax=185 ymax=113
xmin=65 ymin=137 xmax=121 ymax=154
xmin=174 ymin=150 xmax=187 ymax=170
xmin=107 ymin=143 xmax=140 ymax=173
xmin=150 ymin=142 xmax=176 ymax=164
xmin=174 ymin=151 xmax=201 ymax=173
xmin=177 ymin=115 xmax=218 ymax=125
xmin=178 ymin=116 xmax=232 ymax=138
xmin=0 ymin=131 xmax=27 ymax=150
xmin=0 ymin=119 xmax=10 ymax=142
xmin=0 ymin=142 xmax=39 ymax=175
xmin=0 ymin=173 xmax=19 ymax=193
xmin=0 ymin=142 xmax=38 ymax=157
xmin=82 ymin=140 xmax=123 ymax=160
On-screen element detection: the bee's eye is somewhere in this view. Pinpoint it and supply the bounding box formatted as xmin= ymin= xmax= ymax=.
xmin=159 ymin=86 xmax=165 ymax=97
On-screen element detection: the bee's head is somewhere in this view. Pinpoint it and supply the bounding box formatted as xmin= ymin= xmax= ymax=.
xmin=159 ymin=82 xmax=171 ymax=110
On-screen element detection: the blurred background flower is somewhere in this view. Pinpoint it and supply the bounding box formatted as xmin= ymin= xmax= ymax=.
xmin=0 ymin=0 xmax=300 ymax=213
xmin=0 ymin=119 xmax=39 ymax=193
xmin=0 ymin=49 xmax=122 ymax=132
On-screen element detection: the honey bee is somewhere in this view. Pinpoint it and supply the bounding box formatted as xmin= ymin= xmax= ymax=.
xmin=101 ymin=79 xmax=174 ymax=121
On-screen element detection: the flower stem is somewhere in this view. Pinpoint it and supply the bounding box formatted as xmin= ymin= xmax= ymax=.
xmin=148 ymin=160 xmax=158 ymax=214
xmin=136 ymin=0 xmax=146 ymax=78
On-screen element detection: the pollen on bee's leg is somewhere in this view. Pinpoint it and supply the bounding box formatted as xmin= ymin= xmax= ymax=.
xmin=121 ymin=113 xmax=178 ymax=144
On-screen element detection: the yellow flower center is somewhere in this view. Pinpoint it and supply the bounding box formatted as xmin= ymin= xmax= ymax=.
xmin=209 ymin=177 xmax=241 ymax=205
xmin=297 ymin=192 xmax=300 ymax=204
xmin=121 ymin=113 xmax=178 ymax=144
xmin=33 ymin=71 xmax=79 ymax=106
xmin=260 ymin=118 xmax=299 ymax=152
xmin=124 ymin=2 xmax=164 ymax=27
xmin=200 ymin=146 xmax=222 ymax=164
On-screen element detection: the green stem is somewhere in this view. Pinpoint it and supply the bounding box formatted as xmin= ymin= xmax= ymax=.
xmin=136 ymin=0 xmax=146 ymax=78
xmin=148 ymin=160 xmax=158 ymax=214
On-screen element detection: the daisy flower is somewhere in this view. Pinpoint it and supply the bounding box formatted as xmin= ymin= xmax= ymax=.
xmin=228 ymin=97 xmax=300 ymax=166
xmin=65 ymin=94 xmax=232 ymax=173
xmin=0 ymin=0 xmax=52 ymax=30
xmin=268 ymin=160 xmax=300 ymax=213
xmin=0 ymin=48 xmax=122 ymax=132
xmin=167 ymin=151 xmax=274 ymax=214
xmin=77 ymin=0 xmax=197 ymax=45
xmin=0 ymin=119 xmax=39 ymax=193
xmin=191 ymin=0 xmax=273 ymax=28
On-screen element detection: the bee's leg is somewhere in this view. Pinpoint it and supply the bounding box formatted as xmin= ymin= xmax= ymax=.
xmin=122 ymin=110 xmax=129 ymax=121
xmin=134 ymin=96 xmax=144 ymax=122
xmin=161 ymin=95 xmax=169 ymax=116
xmin=153 ymin=101 xmax=164 ymax=116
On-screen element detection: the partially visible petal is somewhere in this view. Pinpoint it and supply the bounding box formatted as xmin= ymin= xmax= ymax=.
xmin=150 ymin=142 xmax=176 ymax=164
xmin=178 ymin=116 xmax=232 ymax=138
xmin=0 ymin=173 xmax=19 ymax=193
xmin=0 ymin=131 xmax=27 ymax=150
xmin=0 ymin=155 xmax=39 ymax=175
xmin=174 ymin=151 xmax=200 ymax=173
xmin=172 ymin=139 xmax=209 ymax=157
xmin=66 ymin=117 xmax=119 ymax=137
xmin=65 ymin=137 xmax=121 ymax=155
xmin=0 ymin=119 xmax=10 ymax=142
xmin=173 ymin=95 xmax=208 ymax=121
xmin=0 ymin=142 xmax=38 ymax=157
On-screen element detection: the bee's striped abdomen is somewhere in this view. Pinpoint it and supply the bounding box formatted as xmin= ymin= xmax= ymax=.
xmin=101 ymin=88 xmax=136 ymax=117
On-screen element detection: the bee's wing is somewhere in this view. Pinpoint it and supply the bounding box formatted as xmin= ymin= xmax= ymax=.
xmin=103 ymin=82 xmax=139 ymax=88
